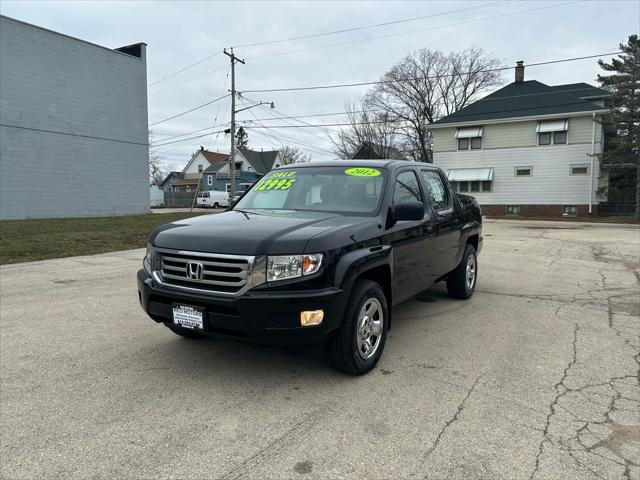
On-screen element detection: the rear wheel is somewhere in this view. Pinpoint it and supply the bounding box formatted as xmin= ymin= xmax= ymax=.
xmin=446 ymin=243 xmax=478 ymax=299
xmin=329 ymin=279 xmax=388 ymax=375
xmin=166 ymin=324 xmax=206 ymax=339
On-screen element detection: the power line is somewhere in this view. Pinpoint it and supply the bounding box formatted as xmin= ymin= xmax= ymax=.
xmin=146 ymin=1 xmax=506 ymax=88
xmin=242 ymin=100 xmax=607 ymax=129
xmin=0 ymin=123 xmax=148 ymax=146
xmin=245 ymin=0 xmax=576 ymax=61
xmin=148 ymin=93 xmax=230 ymax=127
xmin=242 ymin=52 xmax=620 ymax=93
xmin=233 ymin=0 xmax=507 ymax=49
xmin=148 ymin=64 xmax=228 ymax=96
xmin=152 ymin=129 xmax=227 ymax=148
xmin=147 ymin=53 xmax=223 ymax=87
xmin=150 ymin=123 xmax=229 ymax=145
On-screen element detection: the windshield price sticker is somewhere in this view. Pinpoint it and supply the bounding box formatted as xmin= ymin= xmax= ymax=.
xmin=256 ymin=172 xmax=296 ymax=191
xmin=345 ymin=167 xmax=381 ymax=177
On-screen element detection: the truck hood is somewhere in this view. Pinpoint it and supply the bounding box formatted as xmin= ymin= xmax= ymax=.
xmin=149 ymin=209 xmax=375 ymax=255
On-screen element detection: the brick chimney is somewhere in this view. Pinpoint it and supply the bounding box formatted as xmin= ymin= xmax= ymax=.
xmin=515 ymin=61 xmax=525 ymax=83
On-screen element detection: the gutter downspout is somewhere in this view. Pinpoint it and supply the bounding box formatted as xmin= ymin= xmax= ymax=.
xmin=589 ymin=112 xmax=596 ymax=215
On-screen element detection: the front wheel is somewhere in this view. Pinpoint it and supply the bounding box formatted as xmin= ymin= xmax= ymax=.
xmin=446 ymin=243 xmax=478 ymax=299
xmin=213 ymin=202 xmax=220 ymax=209
xmin=328 ymin=279 xmax=388 ymax=375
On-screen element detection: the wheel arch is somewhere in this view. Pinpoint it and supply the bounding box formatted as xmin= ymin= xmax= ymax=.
xmin=334 ymin=246 xmax=393 ymax=330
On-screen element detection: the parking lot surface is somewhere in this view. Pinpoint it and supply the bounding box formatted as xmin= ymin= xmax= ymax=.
xmin=1 ymin=219 xmax=638 ymax=479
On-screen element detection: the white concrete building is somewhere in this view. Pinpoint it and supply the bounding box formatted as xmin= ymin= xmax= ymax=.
xmin=0 ymin=16 xmax=148 ymax=219
xmin=431 ymin=63 xmax=609 ymax=217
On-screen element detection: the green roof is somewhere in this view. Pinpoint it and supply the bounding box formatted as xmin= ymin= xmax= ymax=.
xmin=433 ymin=80 xmax=608 ymax=125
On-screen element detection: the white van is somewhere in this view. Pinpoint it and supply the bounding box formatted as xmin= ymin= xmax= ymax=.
xmin=196 ymin=190 xmax=229 ymax=208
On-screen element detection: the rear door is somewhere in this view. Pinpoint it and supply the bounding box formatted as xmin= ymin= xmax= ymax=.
xmin=390 ymin=169 xmax=438 ymax=303
xmin=420 ymin=169 xmax=462 ymax=277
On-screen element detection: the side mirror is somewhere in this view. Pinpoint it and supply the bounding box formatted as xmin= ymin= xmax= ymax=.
xmin=394 ymin=201 xmax=424 ymax=221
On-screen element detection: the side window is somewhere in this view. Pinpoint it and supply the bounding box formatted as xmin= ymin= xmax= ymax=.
xmin=393 ymin=171 xmax=423 ymax=205
xmin=421 ymin=170 xmax=450 ymax=211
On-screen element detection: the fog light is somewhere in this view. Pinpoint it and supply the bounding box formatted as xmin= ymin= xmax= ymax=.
xmin=300 ymin=310 xmax=324 ymax=327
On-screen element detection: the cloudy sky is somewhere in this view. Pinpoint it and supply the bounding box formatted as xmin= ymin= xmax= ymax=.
xmin=2 ymin=0 xmax=637 ymax=168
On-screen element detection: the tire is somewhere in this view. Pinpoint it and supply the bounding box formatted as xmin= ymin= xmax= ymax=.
xmin=446 ymin=243 xmax=478 ymax=299
xmin=329 ymin=279 xmax=388 ymax=375
xmin=166 ymin=324 xmax=206 ymax=339
xmin=213 ymin=202 xmax=219 ymax=209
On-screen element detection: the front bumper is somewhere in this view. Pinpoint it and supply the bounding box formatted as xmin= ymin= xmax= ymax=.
xmin=137 ymin=269 xmax=347 ymax=346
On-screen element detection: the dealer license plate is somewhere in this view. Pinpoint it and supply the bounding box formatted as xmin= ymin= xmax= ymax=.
xmin=172 ymin=304 xmax=204 ymax=330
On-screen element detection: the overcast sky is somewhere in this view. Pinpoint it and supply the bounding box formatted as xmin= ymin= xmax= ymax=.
xmin=2 ymin=0 xmax=638 ymax=167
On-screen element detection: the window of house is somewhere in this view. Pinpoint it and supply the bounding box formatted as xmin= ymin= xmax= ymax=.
xmin=538 ymin=132 xmax=552 ymax=145
xmin=515 ymin=167 xmax=532 ymax=177
xmin=420 ymin=170 xmax=449 ymax=211
xmin=457 ymin=137 xmax=482 ymax=150
xmin=470 ymin=181 xmax=480 ymax=192
xmin=393 ymin=171 xmax=423 ymax=205
xmin=537 ymin=119 xmax=568 ymax=146
xmin=235 ymin=162 xmax=242 ymax=171
xmin=505 ymin=205 xmax=520 ymax=216
xmin=456 ymin=127 xmax=483 ymax=151
xmin=570 ymin=164 xmax=590 ymax=175
xmin=226 ymin=183 xmax=231 ymax=193
xmin=563 ymin=205 xmax=578 ymax=217
xmin=553 ymin=131 xmax=567 ymax=144
xmin=453 ymin=180 xmax=491 ymax=193
xmin=198 ymin=164 xmax=203 ymax=173
xmin=207 ymin=175 xmax=213 ymax=186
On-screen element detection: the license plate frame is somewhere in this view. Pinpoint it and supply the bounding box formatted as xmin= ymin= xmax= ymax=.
xmin=172 ymin=304 xmax=205 ymax=330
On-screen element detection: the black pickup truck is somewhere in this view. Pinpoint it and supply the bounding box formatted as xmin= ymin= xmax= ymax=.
xmin=138 ymin=160 xmax=482 ymax=375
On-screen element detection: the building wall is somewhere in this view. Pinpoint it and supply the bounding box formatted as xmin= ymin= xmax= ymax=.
xmin=435 ymin=143 xmax=603 ymax=205
xmin=432 ymin=114 xmax=603 ymax=153
xmin=0 ymin=16 xmax=148 ymax=219
xmin=203 ymin=171 xmax=260 ymax=192
xmin=183 ymin=151 xmax=211 ymax=179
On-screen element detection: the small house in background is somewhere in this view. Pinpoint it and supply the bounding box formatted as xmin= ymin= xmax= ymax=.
xmin=430 ymin=61 xmax=610 ymax=218
xmin=159 ymin=171 xmax=183 ymax=191
xmin=163 ymin=146 xmax=230 ymax=192
xmin=203 ymin=147 xmax=281 ymax=193
xmin=352 ymin=141 xmax=404 ymax=160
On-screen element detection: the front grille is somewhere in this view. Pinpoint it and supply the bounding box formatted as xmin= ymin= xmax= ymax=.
xmin=154 ymin=249 xmax=254 ymax=295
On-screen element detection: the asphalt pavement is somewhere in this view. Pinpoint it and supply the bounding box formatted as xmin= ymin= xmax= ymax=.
xmin=1 ymin=219 xmax=638 ymax=479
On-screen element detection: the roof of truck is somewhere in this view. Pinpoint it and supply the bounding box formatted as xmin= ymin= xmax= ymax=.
xmin=273 ymin=160 xmax=439 ymax=170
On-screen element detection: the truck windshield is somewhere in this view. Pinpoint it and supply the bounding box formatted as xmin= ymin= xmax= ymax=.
xmin=234 ymin=166 xmax=386 ymax=215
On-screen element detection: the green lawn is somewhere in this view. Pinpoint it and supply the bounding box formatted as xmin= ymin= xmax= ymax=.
xmin=0 ymin=212 xmax=209 ymax=265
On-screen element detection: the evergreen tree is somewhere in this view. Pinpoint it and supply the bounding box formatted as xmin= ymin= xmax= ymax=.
xmin=598 ymin=35 xmax=639 ymax=219
xmin=235 ymin=126 xmax=249 ymax=149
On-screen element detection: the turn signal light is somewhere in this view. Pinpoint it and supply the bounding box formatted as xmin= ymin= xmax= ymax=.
xmin=300 ymin=310 xmax=324 ymax=327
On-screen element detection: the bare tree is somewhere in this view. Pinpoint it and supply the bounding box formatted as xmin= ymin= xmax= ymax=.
xmin=279 ymin=145 xmax=312 ymax=165
xmin=148 ymin=130 xmax=166 ymax=186
xmin=337 ymin=47 xmax=503 ymax=162
xmin=331 ymin=96 xmax=404 ymax=159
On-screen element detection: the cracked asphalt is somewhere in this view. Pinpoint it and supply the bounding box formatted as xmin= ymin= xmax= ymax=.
xmin=1 ymin=219 xmax=639 ymax=479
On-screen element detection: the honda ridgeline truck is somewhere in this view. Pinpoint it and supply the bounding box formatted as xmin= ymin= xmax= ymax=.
xmin=138 ymin=160 xmax=482 ymax=375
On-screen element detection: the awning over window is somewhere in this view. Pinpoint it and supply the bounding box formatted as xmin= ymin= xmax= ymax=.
xmin=455 ymin=127 xmax=483 ymax=138
xmin=536 ymin=119 xmax=568 ymax=133
xmin=447 ymin=168 xmax=494 ymax=182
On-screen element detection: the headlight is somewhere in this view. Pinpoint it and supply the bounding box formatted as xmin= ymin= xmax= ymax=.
xmin=267 ymin=254 xmax=323 ymax=282
xmin=143 ymin=242 xmax=153 ymax=274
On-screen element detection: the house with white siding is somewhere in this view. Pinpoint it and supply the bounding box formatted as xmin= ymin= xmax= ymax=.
xmin=430 ymin=62 xmax=609 ymax=217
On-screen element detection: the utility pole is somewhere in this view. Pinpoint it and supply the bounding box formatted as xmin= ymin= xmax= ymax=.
xmin=224 ymin=47 xmax=245 ymax=205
